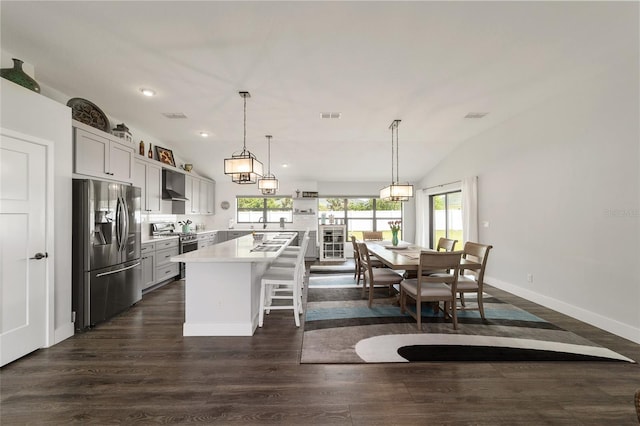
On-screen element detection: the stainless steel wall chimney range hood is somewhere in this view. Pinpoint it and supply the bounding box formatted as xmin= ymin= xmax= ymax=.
xmin=162 ymin=169 xmax=188 ymax=214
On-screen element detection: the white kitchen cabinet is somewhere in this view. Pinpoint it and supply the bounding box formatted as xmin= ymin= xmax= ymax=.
xmin=319 ymin=225 xmax=346 ymax=262
xmin=134 ymin=158 xmax=162 ymax=213
xmin=73 ymin=121 xmax=134 ymax=183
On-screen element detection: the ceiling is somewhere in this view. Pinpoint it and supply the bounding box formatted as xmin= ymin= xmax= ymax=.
xmin=0 ymin=2 xmax=632 ymax=183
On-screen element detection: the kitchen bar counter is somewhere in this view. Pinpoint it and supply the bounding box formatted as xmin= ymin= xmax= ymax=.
xmin=169 ymin=232 xmax=297 ymax=336
xmin=171 ymin=232 xmax=296 ymax=263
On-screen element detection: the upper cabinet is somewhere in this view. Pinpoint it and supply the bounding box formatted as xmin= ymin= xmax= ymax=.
xmin=186 ymin=174 xmax=215 ymax=215
xmin=203 ymin=179 xmax=215 ymax=215
xmin=134 ymin=158 xmax=162 ymax=213
xmin=73 ymin=120 xmax=134 ymax=183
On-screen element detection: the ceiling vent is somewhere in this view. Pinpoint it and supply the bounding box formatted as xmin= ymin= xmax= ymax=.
xmin=464 ymin=112 xmax=488 ymax=119
xmin=320 ymin=112 xmax=341 ymax=119
xmin=162 ymin=112 xmax=188 ymax=119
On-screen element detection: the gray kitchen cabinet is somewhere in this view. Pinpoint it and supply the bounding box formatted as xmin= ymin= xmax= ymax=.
xmin=73 ymin=120 xmax=134 ymax=183
xmin=186 ymin=175 xmax=200 ymax=214
xmin=134 ymin=159 xmax=162 ymax=213
xmin=153 ymin=238 xmax=179 ymax=286
xmin=227 ymin=230 xmax=252 ymax=240
xmin=197 ymin=231 xmax=217 ymax=248
xmin=203 ymin=179 xmax=215 ymax=214
xmin=298 ymin=230 xmax=318 ymax=260
xmin=140 ymin=242 xmax=156 ymax=290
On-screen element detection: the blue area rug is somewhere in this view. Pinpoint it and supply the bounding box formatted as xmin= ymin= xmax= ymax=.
xmin=302 ymin=277 xmax=635 ymax=364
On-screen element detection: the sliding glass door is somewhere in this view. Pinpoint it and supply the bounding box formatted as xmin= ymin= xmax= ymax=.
xmin=431 ymin=191 xmax=462 ymax=248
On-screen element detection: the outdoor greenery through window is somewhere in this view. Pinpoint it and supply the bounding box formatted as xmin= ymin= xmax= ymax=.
xmin=431 ymin=191 xmax=462 ymax=248
xmin=318 ymin=198 xmax=402 ymax=241
xmin=236 ymin=197 xmax=293 ymax=223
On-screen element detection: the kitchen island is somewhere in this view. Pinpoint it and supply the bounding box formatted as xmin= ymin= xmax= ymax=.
xmin=170 ymin=232 xmax=297 ymax=336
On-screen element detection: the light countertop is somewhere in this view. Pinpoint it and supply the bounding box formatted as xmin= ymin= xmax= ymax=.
xmin=170 ymin=232 xmax=297 ymax=263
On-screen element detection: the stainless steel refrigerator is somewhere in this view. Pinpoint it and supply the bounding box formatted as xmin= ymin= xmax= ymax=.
xmin=72 ymin=179 xmax=142 ymax=331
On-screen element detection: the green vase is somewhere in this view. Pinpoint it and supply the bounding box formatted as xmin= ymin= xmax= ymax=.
xmin=391 ymin=230 xmax=399 ymax=246
xmin=1 ymin=58 xmax=40 ymax=93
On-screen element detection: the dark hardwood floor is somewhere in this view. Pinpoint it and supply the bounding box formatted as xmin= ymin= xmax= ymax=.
xmin=2 ymin=267 xmax=639 ymax=425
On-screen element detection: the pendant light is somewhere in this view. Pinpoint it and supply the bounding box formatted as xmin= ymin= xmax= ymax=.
xmin=224 ymin=91 xmax=263 ymax=184
xmin=380 ymin=119 xmax=414 ymax=201
xmin=258 ymin=135 xmax=279 ymax=195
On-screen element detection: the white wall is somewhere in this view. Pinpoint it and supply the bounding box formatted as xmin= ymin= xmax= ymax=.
xmin=420 ymin=59 xmax=640 ymax=343
xmin=1 ymin=78 xmax=74 ymax=344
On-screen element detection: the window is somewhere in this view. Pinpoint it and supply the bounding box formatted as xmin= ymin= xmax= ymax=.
xmin=237 ymin=197 xmax=293 ymax=223
xmin=318 ymin=197 xmax=402 ymax=240
xmin=430 ymin=191 xmax=462 ymax=248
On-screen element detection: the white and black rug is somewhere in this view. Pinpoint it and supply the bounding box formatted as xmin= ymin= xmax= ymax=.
xmin=301 ymin=275 xmax=635 ymax=364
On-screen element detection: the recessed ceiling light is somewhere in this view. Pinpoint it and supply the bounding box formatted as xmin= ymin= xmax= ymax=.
xmin=281 ymin=163 xmax=289 ymax=168
xmin=140 ymin=88 xmax=156 ymax=97
xmin=200 ymin=132 xmax=209 ymax=138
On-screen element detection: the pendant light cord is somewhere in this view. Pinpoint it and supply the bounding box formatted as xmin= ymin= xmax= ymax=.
xmin=389 ymin=119 xmax=401 ymax=184
xmin=243 ymin=95 xmax=247 ymax=152
xmin=395 ymin=122 xmax=400 ymax=184
xmin=266 ymin=135 xmax=272 ymax=175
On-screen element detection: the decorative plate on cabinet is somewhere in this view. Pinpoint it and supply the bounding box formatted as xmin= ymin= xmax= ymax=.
xmin=67 ymin=97 xmax=111 ymax=133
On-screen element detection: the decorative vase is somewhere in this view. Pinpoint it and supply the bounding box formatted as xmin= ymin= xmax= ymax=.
xmin=0 ymin=58 xmax=41 ymax=93
xmin=182 ymin=225 xmax=190 ymax=233
xmin=391 ymin=229 xmax=399 ymax=246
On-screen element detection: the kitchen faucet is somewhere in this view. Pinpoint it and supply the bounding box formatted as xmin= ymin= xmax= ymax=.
xmin=258 ymin=216 xmax=267 ymax=229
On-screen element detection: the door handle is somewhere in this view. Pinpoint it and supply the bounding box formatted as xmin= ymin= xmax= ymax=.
xmin=30 ymin=252 xmax=48 ymax=260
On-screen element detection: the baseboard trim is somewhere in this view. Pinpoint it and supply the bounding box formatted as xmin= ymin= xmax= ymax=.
xmin=485 ymin=275 xmax=640 ymax=345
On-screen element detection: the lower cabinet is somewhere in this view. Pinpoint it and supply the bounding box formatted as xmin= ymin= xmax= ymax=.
xmin=197 ymin=231 xmax=217 ymax=248
xmin=141 ymin=242 xmax=156 ymax=290
xmin=299 ymin=230 xmax=318 ymax=260
xmin=142 ymin=238 xmax=179 ymax=293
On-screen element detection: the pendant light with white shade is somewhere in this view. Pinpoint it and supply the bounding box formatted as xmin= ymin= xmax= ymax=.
xmin=380 ymin=119 xmax=413 ymax=201
xmin=224 ymin=91 xmax=264 ymax=184
xmin=258 ymin=135 xmax=279 ymax=195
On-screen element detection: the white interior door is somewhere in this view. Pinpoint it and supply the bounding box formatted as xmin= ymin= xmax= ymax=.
xmin=1 ymin=129 xmax=49 ymax=366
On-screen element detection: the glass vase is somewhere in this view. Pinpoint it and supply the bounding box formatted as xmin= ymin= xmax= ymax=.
xmin=391 ymin=230 xmax=399 ymax=246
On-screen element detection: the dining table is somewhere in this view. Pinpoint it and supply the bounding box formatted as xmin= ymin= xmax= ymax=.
xmin=364 ymin=240 xmax=482 ymax=274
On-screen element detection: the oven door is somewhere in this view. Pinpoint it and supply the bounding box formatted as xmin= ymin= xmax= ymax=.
xmin=179 ymin=239 xmax=198 ymax=278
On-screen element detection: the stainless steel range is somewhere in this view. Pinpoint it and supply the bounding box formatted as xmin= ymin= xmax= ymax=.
xmin=151 ymin=223 xmax=197 ymax=279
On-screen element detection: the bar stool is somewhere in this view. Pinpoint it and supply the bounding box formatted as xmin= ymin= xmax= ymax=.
xmin=259 ymin=235 xmax=309 ymax=327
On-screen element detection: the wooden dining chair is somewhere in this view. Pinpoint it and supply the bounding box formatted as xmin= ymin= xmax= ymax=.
xmin=436 ymin=237 xmax=457 ymax=252
xmin=400 ymin=251 xmax=463 ymax=330
xmin=362 ymin=231 xmax=383 ymax=241
xmin=357 ymin=242 xmax=402 ymax=308
xmin=352 ymin=236 xmax=383 ymax=286
xmin=421 ymin=237 xmax=458 ymax=276
xmin=456 ymin=241 xmax=493 ymax=319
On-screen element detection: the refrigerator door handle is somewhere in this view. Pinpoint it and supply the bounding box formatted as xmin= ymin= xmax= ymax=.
xmin=116 ymin=196 xmax=127 ymax=252
xmin=95 ymin=262 xmax=141 ymax=278
xmin=122 ymin=196 xmax=130 ymax=249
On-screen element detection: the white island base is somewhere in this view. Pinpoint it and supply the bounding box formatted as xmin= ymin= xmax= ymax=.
xmin=171 ymin=232 xmax=298 ymax=336
xmin=183 ymin=261 xmax=269 ymax=336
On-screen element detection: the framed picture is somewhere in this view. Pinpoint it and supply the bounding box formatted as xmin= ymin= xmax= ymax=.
xmin=155 ymin=146 xmax=176 ymax=167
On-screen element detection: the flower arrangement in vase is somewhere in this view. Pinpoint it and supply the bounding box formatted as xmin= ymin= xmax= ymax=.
xmin=178 ymin=219 xmax=192 ymax=233
xmin=388 ymin=220 xmax=401 ymax=246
